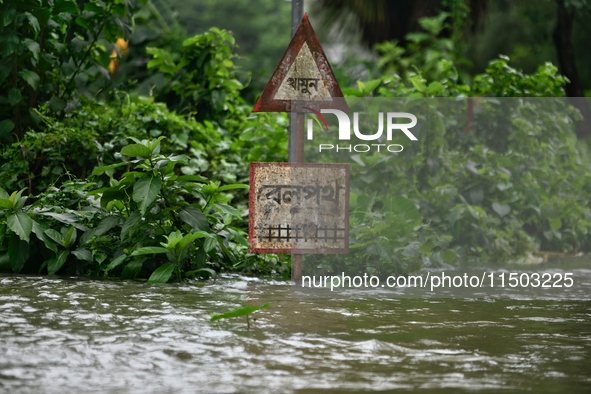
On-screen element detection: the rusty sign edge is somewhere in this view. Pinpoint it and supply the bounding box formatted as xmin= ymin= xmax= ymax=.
xmin=252 ymin=14 xmax=349 ymax=113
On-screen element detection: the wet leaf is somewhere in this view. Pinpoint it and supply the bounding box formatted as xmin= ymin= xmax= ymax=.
xmin=47 ymin=250 xmax=69 ymax=275
xmin=7 ymin=212 xmax=33 ymax=242
xmin=133 ymin=175 xmax=162 ymax=215
xmin=148 ymin=263 xmax=175 ymax=283
xmin=210 ymin=304 xmax=269 ymax=322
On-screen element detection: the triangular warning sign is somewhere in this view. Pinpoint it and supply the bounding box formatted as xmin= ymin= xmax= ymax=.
xmin=253 ymin=14 xmax=348 ymax=113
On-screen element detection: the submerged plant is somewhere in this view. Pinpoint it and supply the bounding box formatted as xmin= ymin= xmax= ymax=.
xmin=210 ymin=304 xmax=269 ymax=329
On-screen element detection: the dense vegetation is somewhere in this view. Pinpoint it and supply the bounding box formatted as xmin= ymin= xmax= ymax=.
xmin=1 ymin=1 xmax=589 ymax=282
xmin=0 ymin=0 xmax=289 ymax=282
xmin=305 ymin=14 xmax=591 ymax=276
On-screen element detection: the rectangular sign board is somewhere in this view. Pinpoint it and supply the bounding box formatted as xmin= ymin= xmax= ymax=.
xmin=249 ymin=162 xmax=349 ymax=254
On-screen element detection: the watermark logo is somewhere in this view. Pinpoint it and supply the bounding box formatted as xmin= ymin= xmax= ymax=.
xmin=305 ymin=108 xmax=418 ymax=153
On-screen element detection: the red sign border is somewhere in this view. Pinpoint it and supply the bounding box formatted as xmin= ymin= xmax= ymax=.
xmin=252 ymin=14 xmax=348 ymax=113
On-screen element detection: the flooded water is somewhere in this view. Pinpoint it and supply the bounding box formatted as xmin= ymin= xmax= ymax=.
xmin=1 ymin=267 xmax=590 ymax=393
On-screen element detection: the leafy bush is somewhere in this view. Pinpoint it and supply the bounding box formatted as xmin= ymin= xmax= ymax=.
xmin=0 ymin=137 xmax=289 ymax=280
xmin=306 ymin=15 xmax=591 ymax=277
xmin=0 ymin=22 xmax=290 ymax=280
xmin=0 ymin=0 xmax=146 ymax=141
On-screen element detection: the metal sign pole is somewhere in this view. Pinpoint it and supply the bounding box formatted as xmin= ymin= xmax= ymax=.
xmin=290 ymin=0 xmax=304 ymax=285
xmin=251 ymin=5 xmax=348 ymax=285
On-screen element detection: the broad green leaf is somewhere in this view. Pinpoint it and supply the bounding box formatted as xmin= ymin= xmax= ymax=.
xmin=121 ymin=210 xmax=142 ymax=240
xmin=8 ymin=88 xmax=22 ymax=106
xmin=19 ymin=69 xmax=40 ymax=90
xmin=31 ymin=219 xmax=47 ymax=239
xmin=389 ymin=196 xmax=421 ymax=224
xmin=113 ymin=4 xmax=126 ymax=17
xmin=216 ymin=184 xmax=249 ymax=192
xmin=12 ymin=192 xmax=27 ymax=210
xmin=0 ymin=57 xmax=13 ymax=85
xmin=91 ymin=161 xmax=131 ymax=176
xmin=71 ymin=248 xmax=92 ymax=262
xmin=99 ymin=188 xmax=128 ymax=209
xmin=53 ymin=0 xmax=80 ymax=14
xmin=133 ymin=175 xmax=162 ymax=215
xmin=62 ymin=226 xmax=77 ymax=248
xmin=31 ymin=6 xmax=51 ymax=25
xmin=22 ymin=38 xmax=40 ymax=62
xmin=120 ymin=259 xmax=143 ymax=280
xmin=177 ymin=231 xmax=209 ymax=252
xmin=105 ymin=254 xmax=127 ymax=272
xmin=210 ymin=304 xmax=269 ymax=322
xmin=33 ymin=222 xmax=58 ymax=253
xmin=84 ymin=2 xmax=104 ymax=13
xmin=131 ymin=246 xmax=169 ymax=256
xmin=162 ymin=230 xmax=183 ymax=249
xmin=363 ymin=79 xmax=381 ymax=93
xmin=49 ymin=95 xmax=66 ymax=112
xmin=0 ymin=119 xmax=15 ymax=136
xmin=2 ymin=7 xmax=17 ymax=28
xmin=74 ymin=16 xmax=89 ymax=30
xmin=342 ymin=87 xmax=364 ymax=97
xmin=409 ymin=74 xmax=427 ymax=93
xmin=226 ymin=228 xmax=249 ymax=248
xmin=7 ymin=212 xmax=33 ymax=242
xmin=35 ymin=211 xmax=87 ymax=230
xmin=179 ymin=206 xmax=209 ymax=231
xmin=204 ymin=236 xmax=217 ymax=253
xmin=120 ymin=144 xmax=152 ymax=157
xmin=23 ymin=12 xmax=40 ymax=37
xmin=44 ymin=228 xmax=65 ymax=246
xmin=427 ymin=81 xmax=444 ymax=95
xmin=147 ymin=263 xmax=175 ymax=283
xmin=147 ymin=136 xmax=166 ymax=154
xmin=8 ymin=235 xmax=29 ymax=273
xmin=0 ymin=253 xmax=9 ymax=272
xmin=549 ymin=217 xmax=562 ymax=231
xmin=80 ymin=215 xmax=120 ymax=245
xmin=95 ymin=253 xmax=107 ymax=264
xmin=0 ymin=198 xmax=12 ymax=209
xmin=213 ymin=203 xmax=242 ymax=218
xmin=176 ymin=175 xmax=208 ymax=182
xmin=440 ymin=250 xmax=458 ymax=263
xmin=0 ymin=32 xmax=18 ymax=57
xmin=0 ymin=187 xmax=8 ymax=199
xmin=47 ymin=250 xmax=69 ymax=275
xmin=492 ymin=202 xmax=511 ymax=218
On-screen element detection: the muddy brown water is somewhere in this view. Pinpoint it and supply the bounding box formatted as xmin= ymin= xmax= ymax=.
xmin=1 ymin=266 xmax=590 ymax=393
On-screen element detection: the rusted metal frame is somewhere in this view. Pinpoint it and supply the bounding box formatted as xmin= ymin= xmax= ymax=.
xmin=291 ymin=0 xmax=304 ymax=285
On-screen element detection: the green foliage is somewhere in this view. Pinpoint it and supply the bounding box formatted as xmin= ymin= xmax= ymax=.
xmin=0 ymin=17 xmax=291 ymax=279
xmin=210 ymin=303 xmax=269 ymax=329
xmin=0 ymin=136 xmax=284 ymax=280
xmin=0 ymin=21 xmax=290 ymax=280
xmin=146 ymin=27 xmax=243 ymax=122
xmin=0 ymin=93 xmax=288 ymax=195
xmin=0 ymin=0 xmax=146 ymax=141
xmin=325 ymin=15 xmax=591 ymax=275
xmin=210 ymin=303 xmax=269 ymax=322
xmin=375 ymin=13 xmax=458 ymax=84
xmin=165 ymin=0 xmax=292 ymax=100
